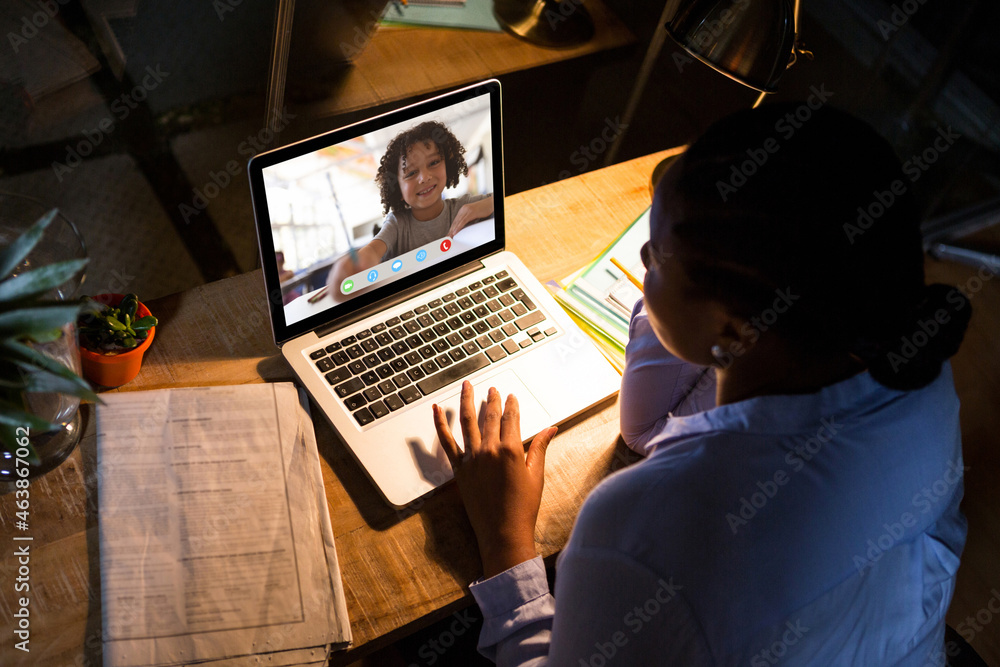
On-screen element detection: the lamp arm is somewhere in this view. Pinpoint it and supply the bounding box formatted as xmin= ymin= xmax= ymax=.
xmin=755 ymin=0 xmax=808 ymax=108
xmin=789 ymin=0 xmax=814 ymax=65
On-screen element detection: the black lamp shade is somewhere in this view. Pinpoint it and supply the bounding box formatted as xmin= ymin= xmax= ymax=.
xmin=665 ymin=0 xmax=796 ymax=93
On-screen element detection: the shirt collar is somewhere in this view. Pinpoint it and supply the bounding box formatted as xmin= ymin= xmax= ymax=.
xmin=652 ymin=369 xmax=899 ymax=449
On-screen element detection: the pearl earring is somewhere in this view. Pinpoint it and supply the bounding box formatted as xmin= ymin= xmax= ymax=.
xmin=711 ymin=344 xmax=724 ymax=361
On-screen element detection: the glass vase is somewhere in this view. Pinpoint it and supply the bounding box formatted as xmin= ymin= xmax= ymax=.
xmin=0 ymin=193 xmax=88 ymax=482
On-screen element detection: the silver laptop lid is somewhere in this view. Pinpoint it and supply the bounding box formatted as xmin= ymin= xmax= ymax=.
xmin=248 ymin=80 xmax=504 ymax=346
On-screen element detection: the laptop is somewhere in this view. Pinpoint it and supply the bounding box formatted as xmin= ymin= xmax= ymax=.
xmin=248 ymin=80 xmax=621 ymax=507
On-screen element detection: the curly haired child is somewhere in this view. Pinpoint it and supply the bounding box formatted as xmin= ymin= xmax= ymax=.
xmin=326 ymin=121 xmax=493 ymax=293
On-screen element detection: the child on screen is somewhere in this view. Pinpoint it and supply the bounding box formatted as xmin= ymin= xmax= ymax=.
xmin=325 ymin=121 xmax=493 ymax=293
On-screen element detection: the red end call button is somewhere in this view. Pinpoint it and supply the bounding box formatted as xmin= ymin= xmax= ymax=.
xmin=440 ymin=239 xmax=452 ymax=252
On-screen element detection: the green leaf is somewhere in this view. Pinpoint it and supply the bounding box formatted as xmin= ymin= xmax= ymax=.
xmin=28 ymin=328 xmax=63 ymax=344
xmin=0 ymin=402 xmax=57 ymax=432
xmin=0 ymin=258 xmax=88 ymax=303
xmin=0 ymin=407 xmax=56 ymax=466
xmin=0 ymin=209 xmax=58 ymax=279
xmin=18 ymin=368 xmax=98 ymax=398
xmin=120 ymin=294 xmax=138 ymax=320
xmin=2 ymin=340 xmax=102 ymax=403
xmin=132 ymin=315 xmax=158 ymax=331
xmin=0 ymin=304 xmax=82 ymax=340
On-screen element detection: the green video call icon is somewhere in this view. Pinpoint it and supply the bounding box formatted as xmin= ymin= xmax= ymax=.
xmin=341 ymin=279 xmax=354 ymax=294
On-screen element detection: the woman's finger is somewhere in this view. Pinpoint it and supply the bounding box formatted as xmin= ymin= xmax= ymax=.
xmin=525 ymin=426 xmax=557 ymax=485
xmin=500 ymin=393 xmax=522 ymax=445
xmin=481 ymin=387 xmax=503 ymax=444
xmin=432 ymin=404 xmax=462 ymax=467
xmin=458 ymin=381 xmax=481 ymax=453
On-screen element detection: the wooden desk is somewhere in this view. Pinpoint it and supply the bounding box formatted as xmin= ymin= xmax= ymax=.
xmin=293 ymin=2 xmax=634 ymax=120
xmin=0 ymin=149 xmax=680 ymax=666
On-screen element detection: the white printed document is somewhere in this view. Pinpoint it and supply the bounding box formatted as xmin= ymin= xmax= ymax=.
xmin=97 ymin=383 xmax=350 ymax=667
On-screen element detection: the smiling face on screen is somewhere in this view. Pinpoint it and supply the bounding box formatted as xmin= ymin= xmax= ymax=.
xmin=398 ymin=140 xmax=447 ymax=221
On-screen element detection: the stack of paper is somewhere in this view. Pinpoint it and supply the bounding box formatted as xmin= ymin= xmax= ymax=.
xmin=548 ymin=208 xmax=650 ymax=372
xmin=380 ymin=0 xmax=503 ymax=31
xmin=96 ymin=383 xmax=350 ymax=667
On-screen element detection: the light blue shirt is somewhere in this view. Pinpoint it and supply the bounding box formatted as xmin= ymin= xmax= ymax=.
xmin=470 ymin=301 xmax=966 ymax=666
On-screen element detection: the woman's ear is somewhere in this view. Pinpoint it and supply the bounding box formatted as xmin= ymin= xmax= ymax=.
xmin=708 ymin=311 xmax=760 ymax=368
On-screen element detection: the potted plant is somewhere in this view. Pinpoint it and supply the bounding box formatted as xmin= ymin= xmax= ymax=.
xmin=1 ymin=209 xmax=100 ymax=475
xmin=78 ymin=293 xmax=158 ymax=387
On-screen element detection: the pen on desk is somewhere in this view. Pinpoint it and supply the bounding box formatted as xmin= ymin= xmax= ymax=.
xmin=610 ymin=257 xmax=644 ymax=291
xmin=308 ymin=287 xmax=329 ymax=303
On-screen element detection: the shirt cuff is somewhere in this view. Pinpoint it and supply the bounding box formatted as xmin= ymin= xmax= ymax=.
xmin=469 ymin=556 xmax=550 ymax=618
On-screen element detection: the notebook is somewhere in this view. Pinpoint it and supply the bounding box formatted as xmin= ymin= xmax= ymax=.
xmin=248 ymin=80 xmax=621 ymax=507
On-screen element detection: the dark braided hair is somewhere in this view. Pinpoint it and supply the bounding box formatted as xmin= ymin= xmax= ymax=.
xmin=657 ymin=103 xmax=971 ymax=391
xmin=375 ymin=121 xmax=469 ymax=217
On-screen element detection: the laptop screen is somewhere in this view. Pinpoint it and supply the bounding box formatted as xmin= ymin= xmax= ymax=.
xmin=248 ymin=80 xmax=504 ymax=345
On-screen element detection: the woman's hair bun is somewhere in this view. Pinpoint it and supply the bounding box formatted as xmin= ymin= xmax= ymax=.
xmin=866 ymin=283 xmax=971 ymax=390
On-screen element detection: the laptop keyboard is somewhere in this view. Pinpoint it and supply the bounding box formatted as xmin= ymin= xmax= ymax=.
xmin=307 ymin=270 xmax=557 ymax=426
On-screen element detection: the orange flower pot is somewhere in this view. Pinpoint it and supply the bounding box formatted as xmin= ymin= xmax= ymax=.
xmin=79 ymin=294 xmax=156 ymax=388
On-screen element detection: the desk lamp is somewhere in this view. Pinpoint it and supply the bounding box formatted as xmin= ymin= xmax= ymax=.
xmin=494 ymin=0 xmax=595 ymax=48
xmin=606 ymin=0 xmax=812 ymax=166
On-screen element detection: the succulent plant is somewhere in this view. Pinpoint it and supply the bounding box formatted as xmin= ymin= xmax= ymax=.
xmin=1 ymin=209 xmax=100 ymax=463
xmin=78 ymin=293 xmax=158 ymax=352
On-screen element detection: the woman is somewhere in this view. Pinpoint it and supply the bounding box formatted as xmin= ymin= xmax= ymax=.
xmin=432 ymin=104 xmax=971 ymax=665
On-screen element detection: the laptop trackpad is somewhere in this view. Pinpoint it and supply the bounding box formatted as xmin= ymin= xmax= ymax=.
xmin=406 ymin=370 xmax=553 ymax=479
xmin=441 ymin=369 xmax=553 ymax=445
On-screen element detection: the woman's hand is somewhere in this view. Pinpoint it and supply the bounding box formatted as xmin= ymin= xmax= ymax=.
xmin=433 ymin=381 xmax=557 ymax=578
xmin=447 ymin=195 xmax=494 ymax=238
xmin=325 ymin=240 xmax=386 ymax=297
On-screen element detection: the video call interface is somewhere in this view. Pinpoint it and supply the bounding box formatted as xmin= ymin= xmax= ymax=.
xmin=262 ymin=93 xmax=496 ymax=327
